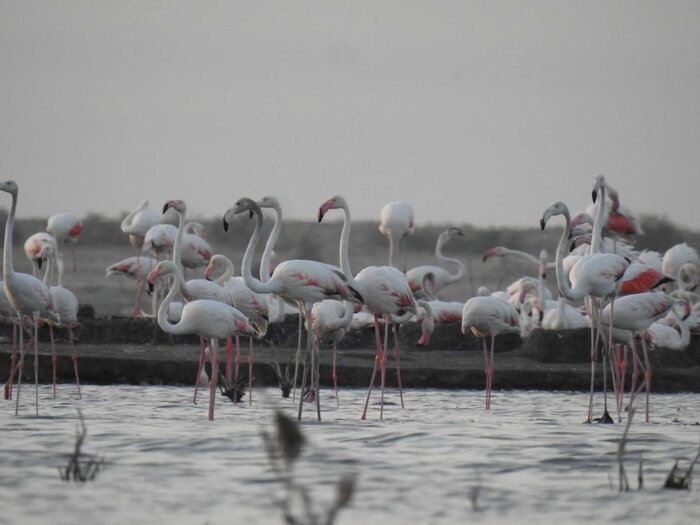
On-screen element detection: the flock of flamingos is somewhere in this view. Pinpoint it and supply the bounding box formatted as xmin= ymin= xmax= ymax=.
xmin=1 ymin=177 xmax=699 ymax=423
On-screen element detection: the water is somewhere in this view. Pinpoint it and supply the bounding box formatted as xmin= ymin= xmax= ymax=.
xmin=2 ymin=387 xmax=700 ymax=525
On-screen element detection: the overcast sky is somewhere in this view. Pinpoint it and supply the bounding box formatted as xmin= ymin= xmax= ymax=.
xmin=1 ymin=1 xmax=699 ymax=229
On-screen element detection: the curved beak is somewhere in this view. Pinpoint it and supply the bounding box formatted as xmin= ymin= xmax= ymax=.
xmin=223 ymin=217 xmax=229 ymax=232
xmin=37 ymin=258 xmax=43 ymax=270
xmin=540 ymin=218 xmax=546 ymax=231
xmin=317 ymin=198 xmax=335 ymax=223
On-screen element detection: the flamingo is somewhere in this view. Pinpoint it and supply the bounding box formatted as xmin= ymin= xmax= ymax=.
xmin=205 ymin=254 xmax=270 ymax=403
xmin=310 ymin=299 xmax=354 ymax=405
xmin=46 ymin=212 xmax=81 ymax=287
xmin=461 ymin=295 xmax=520 ymax=409
xmin=413 ymin=299 xmax=464 ymax=346
xmin=669 ymin=263 xmax=699 ymax=304
xmin=647 ymin=300 xmax=693 ymax=351
xmin=406 ymin=228 xmax=465 ymax=298
xmin=482 ymin=246 xmax=557 ymax=273
xmin=105 ymin=256 xmax=158 ymax=317
xmin=2 ymin=180 xmax=60 ymax=415
xmin=540 ymin=198 xmax=629 ymax=423
xmin=662 ymin=243 xmax=699 ymax=290
xmin=223 ymin=197 xmax=362 ymax=421
xmin=120 ymin=199 xmax=160 ymax=249
xmin=181 ymin=222 xmax=213 ymax=275
xmin=148 ymin=263 xmax=260 ymax=420
xmin=143 ymin=223 xmax=177 ymax=259
xmin=23 ymin=232 xmax=56 ymax=280
xmin=619 ymin=261 xmax=674 ymax=295
xmin=318 ymin=195 xmax=418 ymax=420
xmin=379 ymin=200 xmax=414 ymax=271
xmin=600 ymin=292 xmax=676 ymax=422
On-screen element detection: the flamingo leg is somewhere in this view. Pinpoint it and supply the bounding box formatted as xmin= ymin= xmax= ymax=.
xmin=619 ymin=345 xmax=628 ymax=421
xmin=629 ymin=338 xmax=640 ymax=416
xmin=193 ymin=338 xmax=207 ymax=404
xmin=481 ymin=337 xmax=489 ymax=409
xmin=640 ymin=334 xmax=652 ymax=422
xmin=314 ymin=328 xmax=321 ymax=421
xmin=297 ymin=307 xmax=313 ymax=420
xmin=233 ymin=335 xmax=241 ymax=403
xmin=68 ymin=324 xmax=81 ymax=399
xmin=291 ymin=312 xmax=303 ymax=403
xmin=4 ymin=322 xmax=17 ymax=399
xmin=379 ymin=314 xmax=390 ymax=421
xmin=488 ymin=335 xmax=496 ymax=409
xmin=361 ymin=313 xmax=383 ymax=421
xmin=207 ymin=339 xmax=219 ymax=421
xmin=332 ymin=341 xmax=339 ymax=407
xmin=392 ymin=323 xmax=404 ymax=408
xmin=599 ymin=296 xmax=616 ymax=424
xmin=32 ymin=313 xmax=39 ymax=416
xmin=586 ymin=298 xmax=602 ymax=423
xmin=49 ymin=324 xmax=57 ymax=399
xmin=133 ymin=279 xmax=143 ymax=318
xmin=248 ymin=336 xmax=254 ymax=406
xmin=225 ymin=336 xmax=232 ymax=384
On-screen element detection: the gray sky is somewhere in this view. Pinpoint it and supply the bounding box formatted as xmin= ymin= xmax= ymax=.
xmin=1 ymin=1 xmax=699 ymax=228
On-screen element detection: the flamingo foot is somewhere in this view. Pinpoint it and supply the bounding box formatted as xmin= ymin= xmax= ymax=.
xmin=596 ymin=410 xmax=614 ymax=424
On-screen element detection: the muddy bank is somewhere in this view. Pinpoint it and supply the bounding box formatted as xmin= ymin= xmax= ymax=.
xmin=1 ymin=311 xmax=700 ymax=392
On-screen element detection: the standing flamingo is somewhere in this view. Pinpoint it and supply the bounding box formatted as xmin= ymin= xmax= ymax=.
xmin=600 ymin=292 xmax=676 ymax=422
xmin=318 ymin=195 xmax=418 ymax=420
xmin=23 ymin=232 xmax=56 ymax=279
xmin=310 ymin=299 xmax=354 ymax=405
xmin=406 ymin=228 xmax=465 ymax=298
xmin=148 ymin=262 xmax=260 ymax=420
xmin=121 ymin=199 xmax=160 ymax=249
xmin=540 ymin=199 xmax=629 ymax=423
xmin=379 ymin=201 xmax=414 ymax=272
xmin=223 ymin=198 xmax=362 ymax=421
xmin=662 ymin=244 xmax=700 ymax=291
xmin=2 ymin=180 xmax=60 ymax=415
xmin=105 ymin=255 xmax=158 ymax=316
xmin=46 ymin=212 xmax=81 ymax=287
xmin=461 ymin=295 xmax=520 ymax=409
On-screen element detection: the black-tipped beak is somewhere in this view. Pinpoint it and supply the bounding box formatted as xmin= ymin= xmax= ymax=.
xmin=317 ymin=208 xmax=325 ymax=223
xmin=249 ymin=210 xmax=254 ymax=219
xmin=223 ymin=218 xmax=229 ymax=232
xmin=162 ymin=203 xmax=170 ymax=214
xmin=37 ymin=258 xmax=43 ymax=270
xmin=539 ymin=310 xmax=544 ymax=323
xmin=148 ymin=281 xmax=154 ymax=294
xmin=592 ymin=191 xmax=597 ymax=203
xmin=540 ymin=218 xmax=546 ymax=231
xmin=482 ymin=254 xmax=487 ymax=262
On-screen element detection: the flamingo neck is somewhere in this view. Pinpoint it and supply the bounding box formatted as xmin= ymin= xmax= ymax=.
xmin=387 ymin=231 xmax=397 ymax=269
xmin=260 ymin=202 xmax=282 ymax=282
xmin=172 ymin=208 xmax=186 ymax=271
xmin=240 ymin=207 xmax=276 ymax=295
xmin=590 ymin=183 xmax=607 ymax=254
xmin=215 ymin=256 xmax=234 ymax=286
xmin=2 ymin=190 xmax=16 ymax=280
xmin=554 ymin=209 xmax=583 ymax=301
xmin=435 ymin=236 xmax=465 ymax=282
xmin=157 ymin=264 xmax=185 ymax=334
xmin=337 ymin=202 xmax=356 ymax=286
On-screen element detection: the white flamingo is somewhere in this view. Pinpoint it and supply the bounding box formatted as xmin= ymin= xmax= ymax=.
xmin=406 ymin=228 xmax=465 ymax=299
xmin=379 ymin=200 xmax=414 ymax=271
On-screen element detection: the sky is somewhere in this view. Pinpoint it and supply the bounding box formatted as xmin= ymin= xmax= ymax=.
xmin=1 ymin=1 xmax=699 ymax=228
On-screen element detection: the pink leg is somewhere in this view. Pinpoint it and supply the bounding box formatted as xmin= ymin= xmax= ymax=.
xmin=392 ymin=324 xmax=405 ymax=409
xmin=193 ymin=338 xmax=207 ymax=404
xmin=640 ymin=335 xmax=652 ymax=422
xmin=611 ymin=344 xmax=621 ymax=421
xmin=32 ymin=314 xmax=39 ymax=416
xmin=208 ymin=340 xmax=219 ymax=421
xmin=225 ymin=337 xmax=232 ymax=383
xmin=482 ymin=338 xmax=489 ymax=409
xmin=49 ymin=325 xmax=57 ymax=399
xmin=133 ymin=279 xmax=143 ymax=318
xmin=361 ymin=313 xmax=384 ymax=421
xmin=332 ymin=341 xmax=339 ymax=407
xmin=4 ymin=322 xmax=18 ymax=400
xmin=68 ymin=325 xmax=81 ymax=399
xmin=233 ymin=335 xmax=241 ymax=404
xmin=629 ymin=339 xmax=641 ymax=415
xmin=379 ymin=315 xmax=390 ymax=421
xmin=248 ymin=337 xmax=254 ymax=406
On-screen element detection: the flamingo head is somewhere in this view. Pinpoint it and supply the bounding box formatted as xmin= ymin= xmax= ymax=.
xmin=0 ymin=180 xmax=18 ymax=196
xmin=146 ymin=261 xmax=175 ymax=291
xmin=317 ymin=195 xmax=347 ymax=222
xmin=163 ymin=199 xmax=186 ymax=215
xmin=540 ymin=201 xmax=569 ymax=231
xmin=482 ymin=246 xmax=506 ymax=262
xmin=256 ymin=195 xmax=281 ymax=211
xmin=591 ymin=174 xmax=606 ymax=203
xmin=204 ymin=258 xmax=219 ymax=281
xmin=223 ymin=198 xmax=260 ymax=231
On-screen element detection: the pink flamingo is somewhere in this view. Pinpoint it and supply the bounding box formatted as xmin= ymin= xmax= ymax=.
xmin=379 ymin=200 xmax=414 ymax=271
xmin=414 ymin=299 xmax=464 ymax=346
xmin=2 ymin=180 xmax=60 ymax=415
xmin=120 ymin=199 xmax=160 ymax=249
xmin=318 ymin=195 xmax=418 ymax=420
xmin=148 ymin=263 xmax=260 ymax=421
xmin=223 ymin=198 xmax=362 ymax=421
xmin=23 ymin=232 xmax=56 ymax=279
xmin=540 ymin=198 xmax=629 ymax=423
xmin=461 ymin=296 xmax=520 ymax=409
xmin=105 ymin=255 xmax=158 ymax=317
xmin=406 ymin=228 xmax=465 ymax=299
xmin=600 ymin=292 xmax=676 ymax=422
xmin=46 ymin=212 xmax=81 ymax=287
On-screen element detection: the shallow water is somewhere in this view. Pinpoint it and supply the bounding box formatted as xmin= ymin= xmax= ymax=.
xmin=1 ymin=386 xmax=700 ymax=525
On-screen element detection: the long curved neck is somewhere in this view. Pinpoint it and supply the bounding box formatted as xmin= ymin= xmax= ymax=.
xmin=3 ymin=191 xmax=16 ymax=280
xmin=241 ymin=208 xmax=278 ymax=295
xmin=505 ymin=249 xmax=541 ymax=269
xmin=260 ymin=202 xmax=282 ymax=282
xmin=172 ymin=209 xmax=186 ymax=269
xmin=435 ymin=236 xmax=464 ymax=282
xmin=590 ymin=183 xmax=607 ymax=254
xmin=120 ymin=200 xmax=144 ymax=232
xmin=157 ymin=268 xmax=186 ymax=335
xmin=214 ymin=256 xmax=234 ymax=286
xmin=387 ymin=231 xmax=397 ymax=269
xmin=553 ymin=210 xmax=583 ymax=301
xmin=337 ymin=202 xmax=355 ymax=286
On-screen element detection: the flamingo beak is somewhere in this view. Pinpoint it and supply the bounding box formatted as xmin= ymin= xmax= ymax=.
xmin=540 ymin=218 xmax=546 ymax=231
xmin=37 ymin=258 xmax=43 ymax=270
xmin=317 ymin=199 xmax=334 ymax=223
xmin=592 ymin=190 xmax=597 ymax=203
xmin=223 ymin=217 xmax=229 ymax=232
xmin=162 ymin=201 xmax=174 ymax=214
